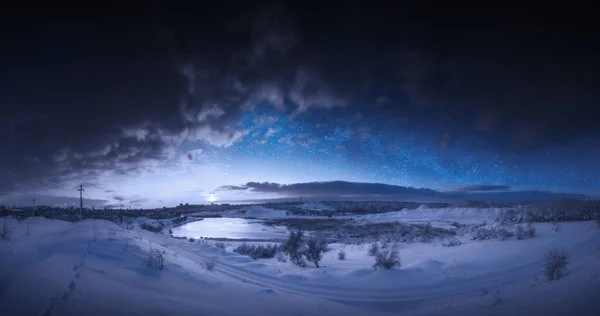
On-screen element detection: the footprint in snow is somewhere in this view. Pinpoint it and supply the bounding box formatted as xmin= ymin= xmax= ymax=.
xmin=259 ymin=289 xmax=276 ymax=295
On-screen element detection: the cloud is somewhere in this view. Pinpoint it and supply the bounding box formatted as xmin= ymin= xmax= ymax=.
xmin=2 ymin=4 xmax=598 ymax=197
xmin=219 ymin=181 xmax=438 ymax=197
xmin=185 ymin=149 xmax=204 ymax=161
xmin=0 ymin=5 xmax=351 ymax=196
xmin=129 ymin=198 xmax=149 ymax=204
xmin=454 ymin=185 xmax=511 ymax=192
xmin=219 ymin=181 xmax=588 ymax=203
xmin=113 ymin=196 xmax=126 ymax=202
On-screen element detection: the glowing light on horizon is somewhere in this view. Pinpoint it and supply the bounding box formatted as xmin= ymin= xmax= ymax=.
xmin=206 ymin=194 xmax=218 ymax=203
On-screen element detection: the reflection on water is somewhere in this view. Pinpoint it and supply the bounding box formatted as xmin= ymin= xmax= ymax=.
xmin=171 ymin=217 xmax=288 ymax=240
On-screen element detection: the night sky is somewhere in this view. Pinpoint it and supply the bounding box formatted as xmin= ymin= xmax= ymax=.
xmin=1 ymin=3 xmax=599 ymax=207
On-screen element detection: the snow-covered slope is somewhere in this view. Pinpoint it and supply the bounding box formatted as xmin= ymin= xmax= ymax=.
xmin=298 ymin=201 xmax=332 ymax=211
xmin=1 ymin=216 xmax=599 ymax=315
xmin=353 ymin=206 xmax=504 ymax=225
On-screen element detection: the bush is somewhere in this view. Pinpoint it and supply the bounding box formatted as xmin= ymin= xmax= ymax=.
xmin=304 ymin=238 xmax=329 ymax=268
xmin=500 ymin=200 xmax=600 ymax=224
xmin=515 ymin=223 xmax=536 ymax=240
xmin=172 ymin=216 xmax=188 ymax=225
xmin=470 ymin=225 xmax=513 ymax=241
xmin=276 ymin=251 xmax=288 ymax=262
xmin=215 ymin=242 xmax=226 ymax=249
xmin=1 ymin=221 xmax=11 ymax=241
xmin=442 ymin=237 xmax=462 ymax=247
xmin=147 ymin=248 xmax=165 ymax=271
xmin=233 ymin=243 xmax=279 ymax=260
xmin=544 ymin=248 xmax=568 ymax=281
xmin=188 ymin=237 xmax=195 ymax=242
xmin=373 ymin=247 xmax=401 ymax=270
xmin=282 ymin=230 xmax=306 ymax=266
xmin=140 ymin=222 xmax=163 ymax=233
xmin=496 ymin=210 xmax=522 ymax=225
xmin=124 ymin=219 xmax=134 ymax=230
xmin=368 ymin=243 xmax=380 ymax=256
xmin=338 ymin=249 xmax=346 ymax=260
xmin=203 ymin=260 xmax=216 ymax=271
xmin=418 ymin=223 xmax=435 ymax=242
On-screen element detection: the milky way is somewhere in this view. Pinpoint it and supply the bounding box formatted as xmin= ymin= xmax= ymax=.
xmin=188 ymin=102 xmax=600 ymax=196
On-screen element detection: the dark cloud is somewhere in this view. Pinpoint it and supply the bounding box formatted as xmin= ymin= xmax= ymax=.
xmin=113 ymin=196 xmax=126 ymax=202
xmin=219 ymin=181 xmax=588 ymax=203
xmin=104 ymin=189 xmax=116 ymax=193
xmin=220 ymin=181 xmax=437 ymax=197
xmin=1 ymin=4 xmax=598 ymax=196
xmin=454 ymin=185 xmax=511 ymax=192
xmin=130 ymin=198 xmax=149 ymax=204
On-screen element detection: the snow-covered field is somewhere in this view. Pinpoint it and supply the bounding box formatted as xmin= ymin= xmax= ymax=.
xmin=1 ymin=206 xmax=600 ymax=316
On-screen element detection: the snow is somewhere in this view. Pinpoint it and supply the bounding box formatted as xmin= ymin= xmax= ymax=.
xmin=170 ymin=217 xmax=288 ymax=240
xmin=353 ymin=207 xmax=504 ymax=225
xmin=240 ymin=206 xmax=289 ymax=218
xmin=1 ymin=211 xmax=600 ymax=315
xmin=298 ymin=201 xmax=332 ymax=211
xmin=219 ymin=206 xmax=289 ymax=219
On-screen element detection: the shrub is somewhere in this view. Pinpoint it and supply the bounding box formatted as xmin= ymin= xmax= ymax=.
xmin=172 ymin=216 xmax=188 ymax=225
xmin=188 ymin=237 xmax=195 ymax=242
xmin=203 ymin=260 xmax=216 ymax=271
xmin=418 ymin=223 xmax=435 ymax=242
xmin=124 ymin=220 xmax=134 ymax=230
xmin=276 ymin=251 xmax=288 ymax=262
xmin=304 ymin=238 xmax=329 ymax=268
xmin=496 ymin=210 xmax=523 ymax=225
xmin=1 ymin=221 xmax=11 ymax=241
xmin=294 ymin=256 xmax=308 ymax=268
xmin=544 ymin=248 xmax=568 ymax=281
xmin=140 ymin=222 xmax=163 ymax=233
xmin=373 ymin=247 xmax=401 ymax=270
xmin=147 ymin=248 xmax=165 ymax=271
xmin=515 ymin=223 xmax=536 ymax=240
xmin=368 ymin=243 xmax=380 ymax=256
xmin=215 ymin=242 xmax=226 ymax=249
xmin=338 ymin=249 xmax=346 ymax=260
xmin=282 ymin=230 xmax=306 ymax=266
xmin=507 ymin=200 xmax=600 ymax=223
xmin=442 ymin=237 xmax=462 ymax=247
xmin=525 ymin=223 xmax=536 ymax=237
xmin=470 ymin=225 xmax=513 ymax=241
xmin=233 ymin=243 xmax=279 ymax=260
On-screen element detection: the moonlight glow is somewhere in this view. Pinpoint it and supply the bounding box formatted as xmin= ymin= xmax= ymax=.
xmin=206 ymin=194 xmax=218 ymax=203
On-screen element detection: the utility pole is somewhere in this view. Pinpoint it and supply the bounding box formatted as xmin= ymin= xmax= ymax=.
xmin=78 ymin=185 xmax=84 ymax=219
xmin=32 ymin=197 xmax=36 ymax=217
